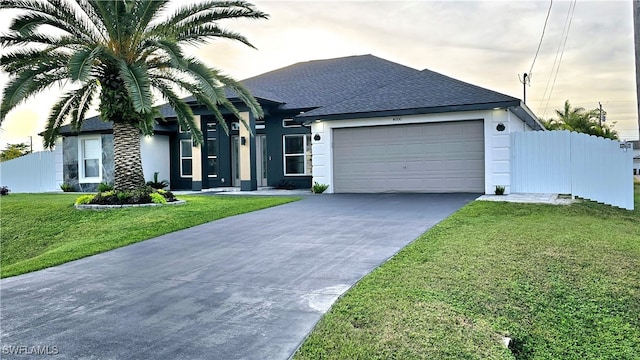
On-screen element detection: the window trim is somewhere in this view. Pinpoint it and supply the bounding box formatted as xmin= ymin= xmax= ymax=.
xmin=180 ymin=139 xmax=193 ymax=178
xmin=283 ymin=134 xmax=312 ymax=176
xmin=282 ymin=118 xmax=301 ymax=128
xmin=78 ymin=135 xmax=102 ymax=183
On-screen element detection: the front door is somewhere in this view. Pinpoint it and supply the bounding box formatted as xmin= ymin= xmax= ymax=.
xmin=256 ymin=135 xmax=267 ymax=187
xmin=232 ymin=135 xmax=267 ymax=187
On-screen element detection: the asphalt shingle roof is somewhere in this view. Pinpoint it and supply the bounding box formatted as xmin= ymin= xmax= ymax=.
xmin=299 ymin=68 xmax=520 ymax=119
xmin=58 ymin=54 xmax=541 ymax=134
xmin=58 ymin=107 xmax=175 ymax=135
xmin=235 ymin=54 xmax=420 ymax=110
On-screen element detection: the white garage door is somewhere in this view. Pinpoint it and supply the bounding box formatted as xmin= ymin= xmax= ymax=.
xmin=333 ymin=121 xmax=484 ymax=193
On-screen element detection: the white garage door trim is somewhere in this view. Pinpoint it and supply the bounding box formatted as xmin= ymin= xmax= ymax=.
xmin=332 ymin=121 xmax=485 ymax=193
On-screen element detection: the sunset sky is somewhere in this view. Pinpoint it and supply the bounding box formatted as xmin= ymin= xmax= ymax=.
xmin=1 ymin=0 xmax=638 ymax=151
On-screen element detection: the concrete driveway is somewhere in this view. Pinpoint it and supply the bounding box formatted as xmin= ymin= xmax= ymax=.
xmin=0 ymin=193 xmax=477 ymax=359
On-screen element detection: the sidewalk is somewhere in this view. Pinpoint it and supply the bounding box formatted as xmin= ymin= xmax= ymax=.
xmin=477 ymin=193 xmax=576 ymax=205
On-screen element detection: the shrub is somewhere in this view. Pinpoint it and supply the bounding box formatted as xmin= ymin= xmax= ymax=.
xmin=312 ymin=182 xmax=329 ymax=194
xmin=495 ymin=185 xmax=506 ymax=195
xmin=75 ymin=194 xmax=95 ymax=205
xmin=116 ymin=191 xmax=131 ymax=203
xmin=97 ymin=182 xmax=114 ymax=192
xmin=60 ymin=183 xmax=75 ymax=192
xmin=0 ymin=186 xmax=9 ymax=196
xmin=150 ymin=192 xmax=167 ymax=204
xmin=130 ymin=187 xmax=153 ymax=204
xmin=159 ymin=190 xmax=177 ymax=202
xmin=146 ymin=172 xmax=169 ymax=190
xmin=75 ymin=187 xmax=177 ymax=206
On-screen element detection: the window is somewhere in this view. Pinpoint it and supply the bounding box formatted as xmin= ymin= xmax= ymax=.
xmin=283 ymin=134 xmax=311 ymax=175
xmin=79 ymin=137 xmax=101 ymax=182
xmin=206 ymin=122 xmax=217 ymax=178
xmin=180 ymin=139 xmax=193 ymax=177
xmin=207 ymin=138 xmax=217 ymax=177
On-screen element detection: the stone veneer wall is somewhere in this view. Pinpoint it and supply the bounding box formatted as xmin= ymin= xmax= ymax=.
xmin=63 ymin=134 xmax=115 ymax=192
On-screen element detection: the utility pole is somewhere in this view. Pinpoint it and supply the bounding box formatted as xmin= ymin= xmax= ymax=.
xmin=634 ymin=0 xmax=640 ymax=139
xmin=519 ymin=73 xmax=530 ymax=104
xmin=599 ymin=102 xmax=603 ymax=127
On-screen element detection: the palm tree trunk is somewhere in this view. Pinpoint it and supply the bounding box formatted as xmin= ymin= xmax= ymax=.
xmin=112 ymin=121 xmax=145 ymax=191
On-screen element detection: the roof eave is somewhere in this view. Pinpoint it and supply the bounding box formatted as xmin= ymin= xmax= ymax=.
xmin=297 ymin=100 xmax=522 ymax=121
xmin=508 ymin=102 xmax=545 ymax=131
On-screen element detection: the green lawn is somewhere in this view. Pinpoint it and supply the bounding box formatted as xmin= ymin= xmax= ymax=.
xmin=295 ymin=184 xmax=640 ymax=360
xmin=0 ymin=194 xmax=298 ymax=278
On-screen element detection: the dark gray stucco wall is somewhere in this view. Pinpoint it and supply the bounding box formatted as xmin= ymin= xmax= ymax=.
xmin=264 ymin=116 xmax=312 ymax=189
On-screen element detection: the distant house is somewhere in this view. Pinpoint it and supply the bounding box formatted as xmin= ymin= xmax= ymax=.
xmin=57 ymin=54 xmax=542 ymax=193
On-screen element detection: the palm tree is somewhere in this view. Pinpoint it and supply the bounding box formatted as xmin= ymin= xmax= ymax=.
xmin=549 ymin=100 xmax=618 ymax=140
xmin=0 ymin=0 xmax=268 ymax=190
xmin=554 ymin=100 xmax=589 ymax=132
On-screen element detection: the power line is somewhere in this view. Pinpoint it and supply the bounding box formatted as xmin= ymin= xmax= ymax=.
xmin=544 ymin=0 xmax=576 ymax=114
xmin=529 ymin=0 xmax=553 ymax=75
xmin=541 ymin=0 xmax=577 ymax=116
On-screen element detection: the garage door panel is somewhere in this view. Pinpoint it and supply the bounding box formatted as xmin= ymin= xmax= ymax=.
xmin=333 ymin=121 xmax=484 ymax=193
xmin=444 ymin=160 xmax=465 ymax=170
xmin=466 ymin=159 xmax=484 ymax=171
xmin=424 ymin=160 xmax=445 ymax=171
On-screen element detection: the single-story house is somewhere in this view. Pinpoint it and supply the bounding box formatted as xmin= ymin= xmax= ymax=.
xmin=58 ymin=54 xmax=543 ymax=193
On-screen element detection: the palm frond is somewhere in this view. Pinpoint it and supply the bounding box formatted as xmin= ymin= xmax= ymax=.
xmin=0 ymin=32 xmax=80 ymax=48
xmin=74 ymin=0 xmax=109 ymax=41
xmin=1 ymin=64 xmax=69 ymax=121
xmin=1 ymin=48 xmax=70 ymax=73
xmin=138 ymin=107 xmax=162 ymax=136
xmin=148 ymin=0 xmax=266 ymax=47
xmin=152 ymin=1 xmax=261 ymax=29
xmin=182 ymin=58 xmax=223 ymax=102
xmin=46 ymin=0 xmax=104 ymax=42
xmin=42 ymin=82 xmax=96 ymax=148
xmin=173 ymin=6 xmax=268 ymax=28
xmin=117 ymin=60 xmax=153 ymax=114
xmin=4 ymin=1 xmax=96 ymax=43
xmin=69 ymin=46 xmax=103 ymax=81
xmin=141 ymin=40 xmax=187 ymax=68
xmin=172 ymin=23 xmax=255 ymax=48
xmin=216 ymin=73 xmax=264 ymax=119
xmin=87 ymin=0 xmax=117 ymax=42
xmin=151 ymin=75 xmax=229 ymax=134
xmin=70 ymin=80 xmax=98 ymax=130
xmin=131 ymin=0 xmax=169 ymax=44
xmin=153 ymin=80 xmax=203 ymax=145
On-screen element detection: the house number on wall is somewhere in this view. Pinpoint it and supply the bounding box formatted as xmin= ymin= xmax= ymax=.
xmin=392 ymin=117 xmax=402 ymax=122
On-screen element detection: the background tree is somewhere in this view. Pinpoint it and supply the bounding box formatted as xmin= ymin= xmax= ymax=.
xmin=0 ymin=0 xmax=268 ymax=190
xmin=539 ymin=100 xmax=618 ymax=140
xmin=0 ymin=142 xmax=31 ymax=162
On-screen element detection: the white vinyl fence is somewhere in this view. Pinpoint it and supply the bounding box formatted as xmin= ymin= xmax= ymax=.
xmin=0 ymin=151 xmax=61 ymax=193
xmin=511 ymin=130 xmax=634 ymax=210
